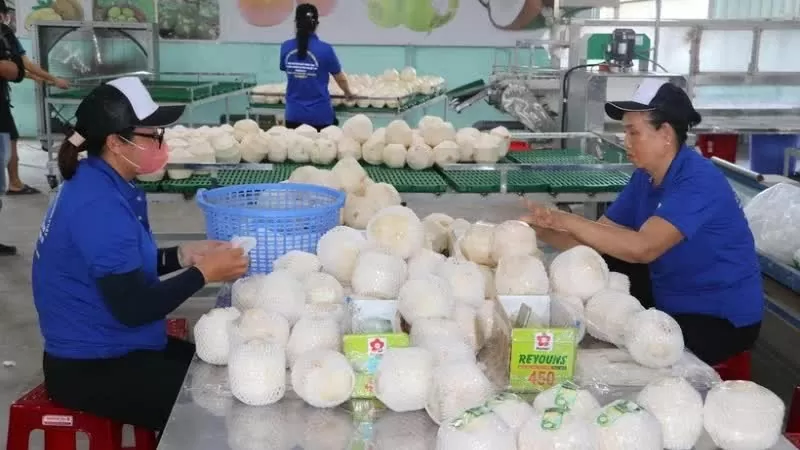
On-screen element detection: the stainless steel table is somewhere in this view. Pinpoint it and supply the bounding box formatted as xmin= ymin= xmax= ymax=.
xmin=157 ymin=358 xmax=799 ymax=450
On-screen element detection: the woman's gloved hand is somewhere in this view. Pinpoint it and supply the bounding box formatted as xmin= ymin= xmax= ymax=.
xmin=178 ymin=240 xmax=233 ymax=267
xmin=195 ymin=247 xmax=250 ymax=283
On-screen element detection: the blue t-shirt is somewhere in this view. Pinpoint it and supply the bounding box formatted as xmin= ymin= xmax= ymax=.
xmin=605 ymin=147 xmax=763 ymax=327
xmin=31 ymin=157 xmax=166 ymax=359
xmin=279 ymin=34 xmax=341 ymax=126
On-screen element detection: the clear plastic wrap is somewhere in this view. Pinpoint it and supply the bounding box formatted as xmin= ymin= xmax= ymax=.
xmin=425 ymin=361 xmax=495 ymax=425
xmin=436 ymin=409 xmax=516 ymax=450
xmin=518 ymin=408 xmax=599 ymax=450
xmin=636 ymin=377 xmax=704 ymax=450
xmin=743 ymin=182 xmax=800 ymax=264
xmin=592 ymin=399 xmax=663 ymax=450
xmin=485 ymin=392 xmax=535 ymax=433
xmin=623 ymin=308 xmax=685 ymax=369
xmin=458 ymin=222 xmax=496 ymax=266
xmin=286 ymin=316 xmax=342 ymax=368
xmin=397 ymin=275 xmax=456 ymax=325
xmin=584 ymin=290 xmax=644 ymax=346
xmin=475 ymin=298 xmax=512 ymax=391
xmin=495 ymin=254 xmax=550 ymax=296
xmin=703 ymin=380 xmax=786 ymax=450
xmin=574 ymin=348 xmax=721 ymax=404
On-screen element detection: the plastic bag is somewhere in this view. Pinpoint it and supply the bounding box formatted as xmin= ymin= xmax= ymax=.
xmin=743 ymin=182 xmax=800 ymax=264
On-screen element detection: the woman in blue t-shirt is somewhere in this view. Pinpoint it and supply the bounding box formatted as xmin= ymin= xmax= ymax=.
xmin=521 ymin=79 xmax=762 ymax=365
xmin=279 ymin=3 xmax=352 ymax=131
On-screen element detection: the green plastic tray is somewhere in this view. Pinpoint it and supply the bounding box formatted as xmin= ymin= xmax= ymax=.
xmin=161 ymin=174 xmax=214 ymax=193
xmin=51 ymin=81 xmax=254 ymax=103
xmin=506 ymin=172 xmax=551 ymax=193
xmin=216 ymin=168 xmax=293 ymax=186
xmin=536 ymin=170 xmax=631 ymax=193
xmin=363 ymin=166 xmax=448 ymax=193
xmin=134 ymin=180 xmax=163 ymax=192
xmin=507 ymin=149 xmax=601 ymax=164
xmin=439 ymin=170 xmax=501 ymax=193
xmin=251 ymin=93 xmax=442 ymax=115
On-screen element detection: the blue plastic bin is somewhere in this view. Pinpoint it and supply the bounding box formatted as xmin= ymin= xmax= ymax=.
xmin=196 ymin=183 xmax=345 ymax=275
xmin=749 ymin=134 xmax=800 ymax=175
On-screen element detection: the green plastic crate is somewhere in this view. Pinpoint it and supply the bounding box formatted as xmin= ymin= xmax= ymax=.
xmin=161 ymin=174 xmax=214 ymax=193
xmin=51 ymin=81 xmax=254 ymax=103
xmin=508 ymin=149 xmax=601 ymax=164
xmin=364 ymin=166 xmax=448 ymax=193
xmin=216 ymin=168 xmax=292 ymax=186
xmin=439 ymin=170 xmax=501 ymax=193
xmin=537 ymin=170 xmax=631 ymax=193
xmin=506 ymin=172 xmax=551 ymax=193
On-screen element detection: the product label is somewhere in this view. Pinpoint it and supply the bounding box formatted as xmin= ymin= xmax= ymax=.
xmin=509 ymin=327 xmax=577 ymax=392
xmin=554 ymin=381 xmax=580 ymax=409
xmin=596 ymin=400 xmax=643 ymax=427
xmin=541 ymin=407 xmax=566 ymax=431
xmin=343 ymin=333 xmax=409 ymax=399
xmin=449 ymin=403 xmax=494 ymax=430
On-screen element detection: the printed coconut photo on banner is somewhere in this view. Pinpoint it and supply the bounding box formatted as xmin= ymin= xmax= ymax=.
xmin=23 ymin=0 xmax=84 ymax=31
xmin=159 ymin=0 xmax=220 ymax=40
xmin=477 ymin=0 xmax=591 ymax=30
xmin=366 ymin=0 xmax=459 ymax=33
xmin=239 ymin=0 xmax=337 ymax=28
xmin=92 ymin=0 xmax=152 ymax=23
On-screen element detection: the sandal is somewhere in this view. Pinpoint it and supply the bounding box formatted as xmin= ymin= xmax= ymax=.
xmin=0 ymin=243 xmax=17 ymax=256
xmin=6 ymin=184 xmax=40 ymax=195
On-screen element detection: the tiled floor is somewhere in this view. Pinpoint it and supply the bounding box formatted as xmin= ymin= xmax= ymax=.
xmin=0 ymin=141 xmax=797 ymax=449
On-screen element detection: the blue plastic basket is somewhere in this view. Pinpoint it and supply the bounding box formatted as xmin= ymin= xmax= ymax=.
xmin=196 ymin=183 xmax=345 ymax=275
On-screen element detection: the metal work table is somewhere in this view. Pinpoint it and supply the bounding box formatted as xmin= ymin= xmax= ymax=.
xmin=156 ymin=358 xmax=798 ymax=450
xmin=247 ymin=94 xmax=449 ymax=123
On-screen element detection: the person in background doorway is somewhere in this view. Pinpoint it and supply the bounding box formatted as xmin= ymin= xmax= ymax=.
xmin=0 ymin=27 xmax=24 ymax=255
xmin=279 ymin=3 xmax=352 ymax=131
xmin=0 ymin=0 xmax=70 ymax=196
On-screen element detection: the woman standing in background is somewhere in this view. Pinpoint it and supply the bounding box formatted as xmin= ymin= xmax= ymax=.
xmin=279 ymin=3 xmax=352 ymax=131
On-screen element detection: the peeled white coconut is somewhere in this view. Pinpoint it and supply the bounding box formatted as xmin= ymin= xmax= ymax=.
xmin=550 ymin=245 xmax=610 ymax=300
xmin=366 ymin=205 xmax=425 ymax=259
xmin=433 ymin=140 xmax=460 ymax=166
xmin=495 ymin=254 xmax=549 ymax=295
xmin=331 ymin=157 xmax=368 ymax=194
xmin=317 ymin=226 xmax=368 ymax=283
xmin=166 ymin=137 xmax=189 ymax=149
xmin=337 ymin=135 xmax=362 ymax=160
xmin=240 ymin=133 xmax=270 ymax=163
xmin=385 ymin=119 xmax=413 ymax=146
xmin=417 ymin=335 xmax=476 ymax=367
xmin=398 ymin=275 xmax=455 ymax=324
xmin=342 ymin=193 xmax=380 ymax=230
xmin=484 ymin=393 xmax=535 ymax=433
xmin=489 ymin=126 xmax=511 ymax=158
xmin=491 ymin=220 xmax=538 ymax=264
xmin=592 ymin=400 xmax=663 ymax=450
xmin=459 ymin=222 xmax=495 ymax=266
xmin=374 ymin=347 xmax=434 ymax=412
xmin=477 ymin=265 xmax=496 ymax=300
xmin=637 ymin=377 xmax=704 ymax=450
xmin=436 ymin=258 xmax=486 ymax=308
xmin=421 ymin=213 xmax=454 ymax=253
xmin=371 ymin=127 xmax=387 ymax=142
xmin=421 ymin=120 xmax=456 ymax=148
xmin=287 ymin=134 xmax=315 ymax=163
xmin=550 ymin=294 xmax=586 ymax=343
xmin=212 ymin=133 xmax=243 ymax=164
xmin=266 ymin=133 xmax=289 ymax=162
xmin=304 ymin=271 xmax=345 ymax=304
xmin=266 ymin=125 xmax=288 ymax=136
xmin=290 ymin=349 xmax=355 ymax=408
xmin=248 ymin=270 xmax=306 ymax=325
xmin=231 ymin=275 xmax=269 ymax=310
xmin=195 ymin=307 xmax=241 ymax=365
xmin=455 ymin=127 xmax=481 ymax=162
xmin=228 ymin=308 xmax=291 ymax=351
xmin=452 ymin=305 xmax=483 ymax=352
xmin=407 ymin=248 xmax=446 ymax=280
xmin=382 ymin=143 xmax=407 ymax=168
xmin=418 ymin=115 xmax=444 ymax=131
xmin=518 ymin=409 xmax=598 ymax=450
xmin=533 ymin=382 xmax=600 ymax=420
xmin=437 ymin=412 xmax=516 ymax=450
xmin=426 ymin=361 xmax=495 ymax=424
xmin=399 ymin=66 xmax=417 ymax=82
xmin=473 ymin=133 xmax=501 ymax=163
xmin=624 ymin=308 xmax=684 ymax=368
xmin=361 ymin=133 xmax=386 ymax=166
xmin=286 ymin=316 xmax=341 ymax=367
xmin=288 ymin=165 xmax=319 ymax=184
xmin=273 ymin=250 xmax=321 ymax=278
xmin=227 ymin=340 xmax=286 ymax=406
xmin=411 ymin=129 xmax=427 ymax=147
xmin=311 ymin=138 xmax=337 ymax=165
xmin=351 ymin=250 xmax=408 ymax=299
xmin=295 ymin=124 xmax=318 ymax=140
xmin=166 ymin=148 xmax=195 ymax=180
xmin=136 ymin=169 xmax=165 ymax=183
xmin=342 ymin=114 xmax=374 ymax=144
xmin=607 ymin=272 xmax=631 ymax=293
xmin=233 ymin=119 xmax=260 ymax=141
xmin=585 ymin=289 xmax=644 ymax=345
xmin=320 ymin=125 xmax=343 ymax=142
xmin=364 ymin=182 xmax=402 ymax=209
xmin=406 ymin=142 xmax=434 ymax=170
xmin=703 ymin=381 xmax=785 ymax=450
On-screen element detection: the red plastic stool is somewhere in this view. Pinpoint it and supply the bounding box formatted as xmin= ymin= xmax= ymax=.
xmin=712 ymin=351 xmax=752 ymax=381
xmin=787 ymin=433 xmax=800 ymax=449
xmin=6 ymin=318 xmax=189 ymax=450
xmin=786 ymin=385 xmax=800 ymax=434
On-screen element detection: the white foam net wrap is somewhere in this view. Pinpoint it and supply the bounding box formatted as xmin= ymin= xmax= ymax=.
xmin=227 ymin=340 xmax=286 ymax=406
xmin=227 ymin=308 xmax=290 ymax=352
xmin=290 ymin=349 xmax=355 ymax=408
xmin=425 ymin=361 xmax=494 ymax=425
xmin=703 ymin=380 xmax=785 ymax=450
xmin=374 ymin=347 xmax=434 ymax=412
xmin=351 ymin=250 xmax=408 ymax=299
xmin=624 ymin=309 xmax=685 ymax=369
xmin=743 ymin=182 xmax=800 ymax=264
xmin=518 ymin=408 xmax=598 ymax=450
xmin=549 ymin=245 xmax=609 ymax=300
xmin=286 ymin=316 xmax=342 ymax=368
xmin=636 ymin=377 xmax=704 ymax=450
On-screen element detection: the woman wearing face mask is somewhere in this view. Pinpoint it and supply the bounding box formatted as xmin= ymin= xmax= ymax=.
xmin=522 ymin=79 xmax=762 ymax=365
xmin=31 ymin=76 xmax=249 ymax=436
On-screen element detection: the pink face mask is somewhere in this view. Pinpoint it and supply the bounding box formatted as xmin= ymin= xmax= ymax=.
xmin=119 ymin=136 xmax=169 ymax=174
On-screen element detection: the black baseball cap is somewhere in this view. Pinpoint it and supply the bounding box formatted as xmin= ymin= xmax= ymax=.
xmin=0 ymin=1 xmax=9 ymax=14
xmin=605 ymin=78 xmax=702 ymax=126
xmin=295 ymin=3 xmax=319 ymax=22
xmin=72 ymin=77 xmax=184 ymax=142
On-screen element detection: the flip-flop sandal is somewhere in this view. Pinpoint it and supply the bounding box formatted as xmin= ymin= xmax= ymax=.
xmin=6 ymin=185 xmax=40 ymax=195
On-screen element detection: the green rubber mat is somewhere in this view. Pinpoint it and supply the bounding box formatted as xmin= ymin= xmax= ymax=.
xmin=439 ymin=170 xmax=501 ymax=193
xmin=508 ymin=149 xmax=601 ymax=164
xmin=51 ymin=81 xmax=254 ymax=103
xmin=535 ymin=170 xmax=631 ymax=193
xmin=161 ymin=175 xmax=214 ymax=193
xmin=363 ymin=166 xmax=448 ymax=193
